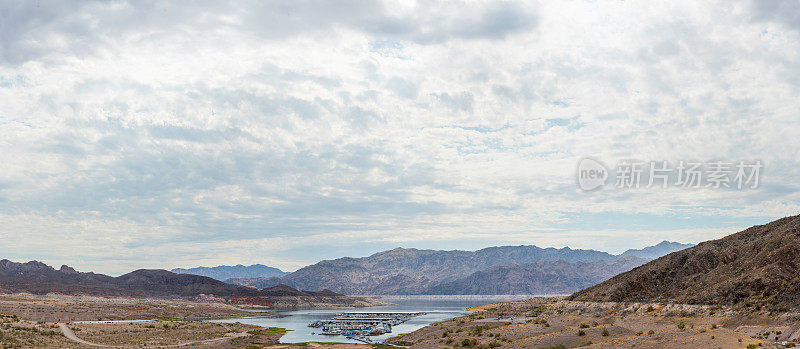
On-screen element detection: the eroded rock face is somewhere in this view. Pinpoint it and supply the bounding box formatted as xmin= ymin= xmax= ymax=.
xmin=570 ymin=214 xmax=800 ymax=309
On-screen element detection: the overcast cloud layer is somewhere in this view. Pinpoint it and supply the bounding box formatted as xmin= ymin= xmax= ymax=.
xmin=1 ymin=0 xmax=800 ymax=274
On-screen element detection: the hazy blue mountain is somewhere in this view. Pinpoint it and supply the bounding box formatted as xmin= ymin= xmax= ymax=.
xmin=619 ymin=241 xmax=694 ymax=259
xmin=171 ymin=264 xmax=287 ymax=281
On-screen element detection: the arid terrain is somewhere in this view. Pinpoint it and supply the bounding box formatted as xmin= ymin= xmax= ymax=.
xmin=0 ymin=293 xmax=374 ymax=348
xmin=0 ymin=293 xmax=273 ymax=322
xmin=570 ymin=215 xmax=800 ymax=309
xmin=389 ymin=297 xmax=800 ymax=348
xmin=0 ymin=260 xmax=387 ymax=310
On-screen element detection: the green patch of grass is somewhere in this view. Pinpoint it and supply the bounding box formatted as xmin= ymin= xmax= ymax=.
xmin=542 ymin=344 xmax=566 ymax=349
xmin=371 ymin=344 xmax=397 ymax=349
xmin=248 ymin=327 xmax=290 ymax=335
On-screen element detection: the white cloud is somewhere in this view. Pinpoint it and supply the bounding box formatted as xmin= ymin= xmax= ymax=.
xmin=1 ymin=0 xmax=799 ymax=273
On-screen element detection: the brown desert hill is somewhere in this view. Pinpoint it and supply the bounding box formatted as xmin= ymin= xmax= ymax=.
xmin=569 ymin=214 xmax=800 ymax=309
xmin=229 ymin=243 xmax=690 ymax=295
xmin=228 ymin=245 xmax=622 ymax=294
xmin=0 ymin=260 xmax=381 ymax=307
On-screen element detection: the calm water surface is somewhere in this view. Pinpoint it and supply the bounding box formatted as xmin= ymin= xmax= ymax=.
xmin=212 ymin=295 xmax=534 ymax=344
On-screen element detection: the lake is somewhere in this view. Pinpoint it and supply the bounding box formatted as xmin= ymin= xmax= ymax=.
xmin=211 ymin=295 xmax=535 ymax=344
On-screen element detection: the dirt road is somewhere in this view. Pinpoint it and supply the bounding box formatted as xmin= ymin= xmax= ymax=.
xmin=58 ymin=322 xmax=251 ymax=348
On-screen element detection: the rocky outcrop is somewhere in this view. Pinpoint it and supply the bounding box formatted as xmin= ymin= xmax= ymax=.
xmin=569 ymin=215 xmax=800 ymax=309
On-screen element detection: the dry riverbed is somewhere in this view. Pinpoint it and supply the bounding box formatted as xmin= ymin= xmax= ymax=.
xmin=388 ymin=297 xmax=800 ymax=348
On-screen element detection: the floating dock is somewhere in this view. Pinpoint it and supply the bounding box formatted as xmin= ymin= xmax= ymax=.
xmin=308 ymin=312 xmax=425 ymax=336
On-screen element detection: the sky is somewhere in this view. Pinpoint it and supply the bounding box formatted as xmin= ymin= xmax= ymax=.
xmin=1 ymin=0 xmax=799 ymax=275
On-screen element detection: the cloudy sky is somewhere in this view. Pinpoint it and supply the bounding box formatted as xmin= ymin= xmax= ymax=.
xmin=1 ymin=0 xmax=799 ymax=275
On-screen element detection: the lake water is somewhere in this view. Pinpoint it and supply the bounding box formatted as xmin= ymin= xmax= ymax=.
xmin=211 ymin=295 xmax=534 ymax=344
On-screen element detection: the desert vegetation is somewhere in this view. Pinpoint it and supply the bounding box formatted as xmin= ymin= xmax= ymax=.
xmin=387 ymin=297 xmax=800 ymax=348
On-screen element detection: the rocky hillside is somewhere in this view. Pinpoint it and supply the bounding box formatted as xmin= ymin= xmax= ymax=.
xmin=424 ymin=257 xmax=647 ymax=295
xmin=0 ymin=260 xmax=382 ymax=308
xmin=569 ymin=215 xmax=800 ymax=309
xmin=230 ymin=242 xmax=690 ymax=295
xmin=171 ymin=264 xmax=287 ymax=281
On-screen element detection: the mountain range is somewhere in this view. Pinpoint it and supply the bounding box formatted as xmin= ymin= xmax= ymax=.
xmin=228 ymin=241 xmax=692 ymax=295
xmin=424 ymin=257 xmax=648 ymax=295
xmin=171 ymin=264 xmax=287 ymax=281
xmin=0 ymin=259 xmax=380 ymax=308
xmin=570 ymin=215 xmax=800 ymax=309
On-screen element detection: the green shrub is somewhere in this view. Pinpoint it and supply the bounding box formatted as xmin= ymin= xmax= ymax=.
xmin=542 ymin=345 xmax=566 ymax=349
xmin=577 ymin=330 xmax=586 ymax=336
xmin=602 ymin=328 xmax=609 ymax=336
xmin=461 ymin=338 xmax=477 ymax=347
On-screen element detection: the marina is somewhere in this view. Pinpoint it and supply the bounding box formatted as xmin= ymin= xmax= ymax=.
xmin=308 ymin=312 xmax=425 ymax=336
xmin=210 ymin=295 xmax=533 ymax=344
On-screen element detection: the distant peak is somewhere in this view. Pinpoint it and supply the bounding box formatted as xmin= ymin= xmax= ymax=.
xmin=59 ymin=265 xmax=77 ymax=274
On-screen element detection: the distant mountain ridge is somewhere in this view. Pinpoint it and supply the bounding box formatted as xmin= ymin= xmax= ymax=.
xmin=229 ymin=242 xmax=692 ymax=295
xmin=424 ymin=257 xmax=649 ymax=295
xmin=569 ymin=215 xmax=800 ymax=309
xmin=171 ymin=264 xmax=287 ymax=281
xmin=0 ymin=259 xmax=381 ymax=308
xmin=619 ymin=241 xmax=694 ymax=259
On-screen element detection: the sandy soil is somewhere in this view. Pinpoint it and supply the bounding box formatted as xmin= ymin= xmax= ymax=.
xmin=388 ymin=297 xmax=800 ymax=349
xmin=0 ymin=293 xmax=373 ymax=348
xmin=0 ymin=293 xmax=274 ymax=321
